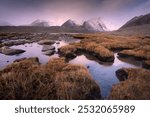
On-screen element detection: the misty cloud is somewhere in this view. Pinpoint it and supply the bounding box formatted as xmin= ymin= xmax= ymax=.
xmin=0 ymin=0 xmax=149 ymax=30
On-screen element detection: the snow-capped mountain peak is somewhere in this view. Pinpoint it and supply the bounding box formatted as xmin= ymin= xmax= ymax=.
xmin=30 ymin=19 xmax=50 ymax=27
xmin=83 ymin=17 xmax=108 ymax=32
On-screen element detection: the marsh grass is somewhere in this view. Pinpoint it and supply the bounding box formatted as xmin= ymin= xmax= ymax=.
xmin=59 ymin=41 xmax=114 ymax=62
xmin=0 ymin=57 xmax=100 ymax=100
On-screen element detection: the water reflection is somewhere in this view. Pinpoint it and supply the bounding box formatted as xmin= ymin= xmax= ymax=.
xmin=0 ymin=38 xmax=141 ymax=98
xmin=0 ymin=40 xmax=68 ymax=69
xmin=69 ymin=53 xmax=141 ymax=98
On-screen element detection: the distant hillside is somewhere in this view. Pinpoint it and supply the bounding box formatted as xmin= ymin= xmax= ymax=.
xmin=30 ymin=19 xmax=50 ymax=27
xmin=117 ymin=13 xmax=150 ymax=36
xmin=0 ymin=20 xmax=12 ymax=26
xmin=120 ymin=13 xmax=150 ymax=29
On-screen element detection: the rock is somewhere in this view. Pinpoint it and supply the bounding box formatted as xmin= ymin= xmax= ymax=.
xmin=42 ymin=45 xmax=55 ymax=52
xmin=142 ymin=61 xmax=150 ymax=70
xmin=116 ymin=69 xmax=128 ymax=81
xmin=0 ymin=46 xmax=25 ymax=55
xmin=56 ymin=42 xmax=60 ymax=44
xmin=44 ymin=50 xmax=55 ymax=56
xmin=2 ymin=39 xmax=27 ymax=46
xmin=38 ymin=40 xmax=55 ymax=45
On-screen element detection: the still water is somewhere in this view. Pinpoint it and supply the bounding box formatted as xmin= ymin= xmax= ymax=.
xmin=0 ymin=39 xmax=141 ymax=98
xmin=69 ymin=54 xmax=141 ymax=98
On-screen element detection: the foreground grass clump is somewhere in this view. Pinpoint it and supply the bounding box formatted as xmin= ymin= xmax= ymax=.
xmin=0 ymin=57 xmax=100 ymax=100
xmin=109 ymin=68 xmax=150 ymax=100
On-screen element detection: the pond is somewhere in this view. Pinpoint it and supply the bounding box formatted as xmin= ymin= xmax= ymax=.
xmin=0 ymin=37 xmax=74 ymax=69
xmin=0 ymin=37 xmax=141 ymax=98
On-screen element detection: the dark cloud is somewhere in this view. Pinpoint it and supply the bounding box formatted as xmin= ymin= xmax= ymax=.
xmin=0 ymin=0 xmax=149 ymax=30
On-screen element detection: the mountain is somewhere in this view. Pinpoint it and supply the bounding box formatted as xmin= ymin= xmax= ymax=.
xmin=0 ymin=20 xmax=12 ymax=26
xmin=61 ymin=19 xmax=79 ymax=28
xmin=117 ymin=13 xmax=150 ymax=35
xmin=61 ymin=18 xmax=108 ymax=32
xmin=30 ymin=19 xmax=50 ymax=27
xmin=120 ymin=13 xmax=150 ymax=29
xmin=82 ymin=17 xmax=108 ymax=32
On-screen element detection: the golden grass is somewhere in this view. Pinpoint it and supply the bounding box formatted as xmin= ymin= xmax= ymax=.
xmin=119 ymin=45 xmax=150 ymax=60
xmin=59 ymin=41 xmax=114 ymax=62
xmin=72 ymin=33 xmax=149 ymax=52
xmin=0 ymin=57 xmax=100 ymax=100
xmin=59 ymin=45 xmax=76 ymax=56
xmin=109 ymin=68 xmax=150 ymax=100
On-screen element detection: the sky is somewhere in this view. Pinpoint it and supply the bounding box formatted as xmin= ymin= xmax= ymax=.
xmin=0 ymin=0 xmax=150 ymax=30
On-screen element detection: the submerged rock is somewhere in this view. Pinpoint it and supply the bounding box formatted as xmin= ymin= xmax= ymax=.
xmin=38 ymin=40 xmax=55 ymax=45
xmin=0 ymin=46 xmax=25 ymax=55
xmin=44 ymin=50 xmax=55 ymax=56
xmin=42 ymin=45 xmax=55 ymax=52
xmin=109 ymin=68 xmax=150 ymax=100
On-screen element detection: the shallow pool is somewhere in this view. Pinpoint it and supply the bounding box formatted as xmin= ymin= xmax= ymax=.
xmin=69 ymin=54 xmax=141 ymax=98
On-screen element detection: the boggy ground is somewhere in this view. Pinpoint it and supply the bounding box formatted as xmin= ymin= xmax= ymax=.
xmin=71 ymin=33 xmax=150 ymax=68
xmin=0 ymin=57 xmax=100 ymax=100
xmin=62 ymin=33 xmax=150 ymax=99
xmin=0 ymin=32 xmax=150 ymax=99
xmin=59 ymin=41 xmax=114 ymax=62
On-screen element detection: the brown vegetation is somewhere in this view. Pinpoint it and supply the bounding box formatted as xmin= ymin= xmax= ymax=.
xmin=59 ymin=41 xmax=114 ymax=62
xmin=0 ymin=57 xmax=100 ymax=100
xmin=119 ymin=45 xmax=150 ymax=60
xmin=109 ymin=68 xmax=150 ymax=100
xmin=58 ymin=45 xmax=77 ymax=59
